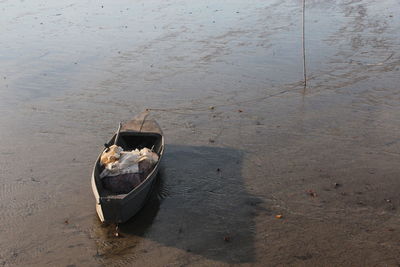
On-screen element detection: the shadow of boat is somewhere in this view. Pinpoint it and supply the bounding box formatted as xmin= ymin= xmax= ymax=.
xmin=93 ymin=145 xmax=265 ymax=264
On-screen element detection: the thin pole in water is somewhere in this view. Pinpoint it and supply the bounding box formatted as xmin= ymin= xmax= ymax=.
xmin=302 ymin=0 xmax=307 ymax=89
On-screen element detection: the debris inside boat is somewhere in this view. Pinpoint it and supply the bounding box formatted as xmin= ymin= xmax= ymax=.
xmin=100 ymin=145 xmax=159 ymax=194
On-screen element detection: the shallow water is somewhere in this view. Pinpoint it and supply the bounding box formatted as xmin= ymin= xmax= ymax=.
xmin=1 ymin=0 xmax=400 ymax=266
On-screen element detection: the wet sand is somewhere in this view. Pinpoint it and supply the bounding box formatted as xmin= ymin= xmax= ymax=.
xmin=1 ymin=0 xmax=400 ymax=266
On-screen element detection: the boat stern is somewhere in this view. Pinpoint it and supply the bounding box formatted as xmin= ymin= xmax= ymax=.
xmin=91 ymin=165 xmax=106 ymax=223
xmin=95 ymin=203 xmax=105 ymax=223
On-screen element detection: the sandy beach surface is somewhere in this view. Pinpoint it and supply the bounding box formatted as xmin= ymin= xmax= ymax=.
xmin=1 ymin=0 xmax=400 ymax=266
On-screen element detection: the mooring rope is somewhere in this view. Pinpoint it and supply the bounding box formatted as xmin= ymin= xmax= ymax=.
xmin=146 ymin=86 xmax=295 ymax=114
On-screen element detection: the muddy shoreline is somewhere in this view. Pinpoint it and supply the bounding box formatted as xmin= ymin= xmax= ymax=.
xmin=1 ymin=0 xmax=400 ymax=266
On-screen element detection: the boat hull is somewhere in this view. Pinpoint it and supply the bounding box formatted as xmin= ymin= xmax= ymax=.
xmin=91 ymin=158 xmax=161 ymax=223
xmin=91 ymin=113 xmax=164 ymax=224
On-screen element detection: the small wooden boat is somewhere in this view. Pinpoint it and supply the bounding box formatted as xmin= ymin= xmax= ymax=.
xmin=91 ymin=112 xmax=165 ymax=223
